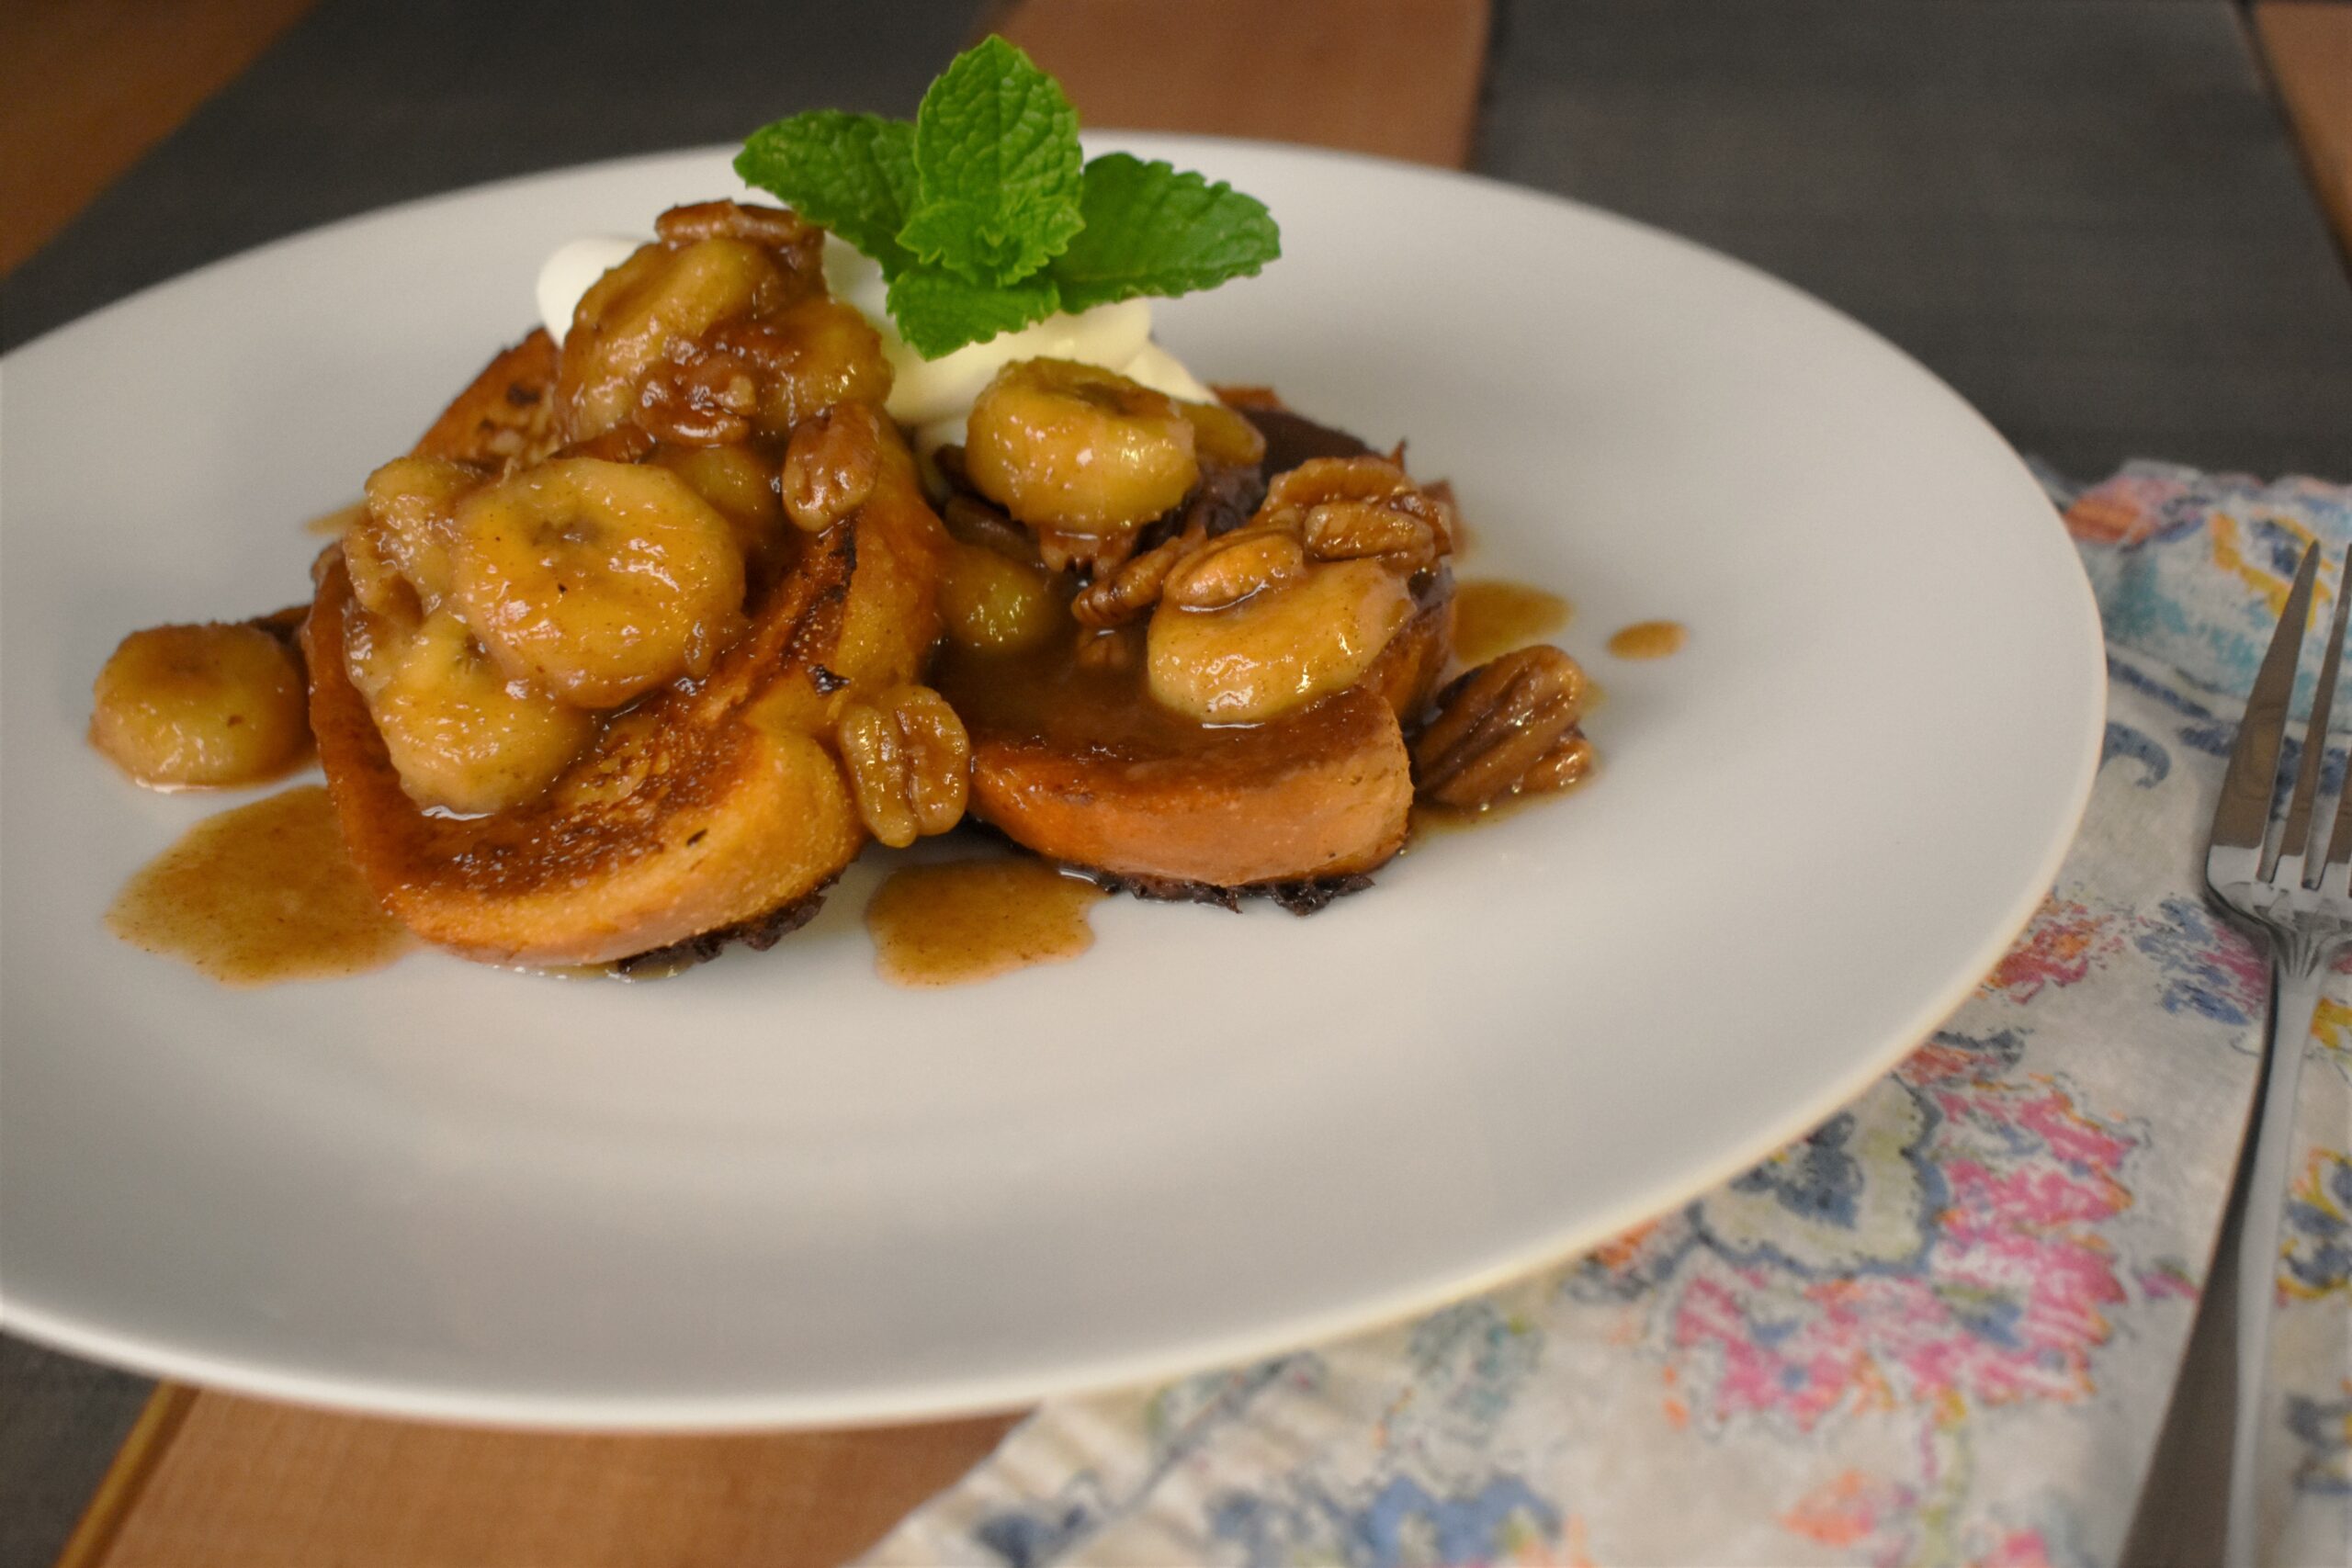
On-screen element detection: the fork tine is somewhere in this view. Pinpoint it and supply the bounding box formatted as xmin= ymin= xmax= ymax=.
xmin=2279 ymin=545 xmax=2352 ymax=877
xmin=2213 ymin=544 xmax=2320 ymax=861
xmin=2323 ymin=551 xmax=2352 ymax=885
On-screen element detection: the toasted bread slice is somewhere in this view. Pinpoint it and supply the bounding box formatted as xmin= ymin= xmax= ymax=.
xmin=948 ymin=587 xmax=1453 ymax=896
xmin=944 ymin=399 xmax=1454 ymax=901
xmin=307 ymin=341 xmax=944 ymax=965
xmin=412 ymin=328 xmax=561 ymax=468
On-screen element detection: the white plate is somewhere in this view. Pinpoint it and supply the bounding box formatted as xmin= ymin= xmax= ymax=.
xmin=0 ymin=139 xmax=2103 ymax=1428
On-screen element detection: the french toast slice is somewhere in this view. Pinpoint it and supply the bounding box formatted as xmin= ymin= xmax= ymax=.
xmin=943 ymin=396 xmax=1457 ymax=901
xmin=307 ymin=337 xmax=944 ymax=966
xmin=946 ymin=588 xmax=1452 ymax=897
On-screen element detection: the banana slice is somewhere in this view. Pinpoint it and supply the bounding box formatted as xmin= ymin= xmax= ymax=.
xmin=344 ymin=605 xmax=595 ymax=815
xmin=556 ymin=237 xmax=790 ymax=442
xmin=964 ymin=357 xmax=1200 ymax=536
xmin=451 ymin=457 xmax=747 ymax=709
xmin=90 ymin=622 xmax=310 ymax=788
xmin=348 ymin=455 xmax=481 ymax=617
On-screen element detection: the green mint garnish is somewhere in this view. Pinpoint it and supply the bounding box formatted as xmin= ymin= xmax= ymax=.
xmin=1046 ymin=153 xmax=1282 ymax=314
xmin=897 ymin=37 xmax=1085 ymax=287
xmin=735 ymin=37 xmax=1280 ymax=360
xmin=734 ymin=110 xmax=917 ymax=274
xmin=885 ymin=268 xmax=1062 ymax=361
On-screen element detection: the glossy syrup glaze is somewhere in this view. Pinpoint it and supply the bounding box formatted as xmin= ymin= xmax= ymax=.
xmin=107 ymin=784 xmax=413 ymax=985
xmin=1451 ymin=579 xmax=1569 ymax=667
xmin=865 ymin=857 xmax=1107 ymax=987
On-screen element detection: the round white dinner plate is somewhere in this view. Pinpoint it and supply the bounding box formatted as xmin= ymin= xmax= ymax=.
xmin=0 ymin=139 xmax=2103 ymax=1427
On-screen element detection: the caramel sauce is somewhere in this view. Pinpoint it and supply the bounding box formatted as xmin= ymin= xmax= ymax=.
xmin=932 ymin=625 xmax=1383 ymax=769
xmin=107 ymin=785 xmax=414 ymax=985
xmin=1606 ymin=620 xmax=1686 ymax=660
xmin=1452 ymin=578 xmax=1569 ymax=667
xmin=866 ymin=858 xmax=1105 ymax=987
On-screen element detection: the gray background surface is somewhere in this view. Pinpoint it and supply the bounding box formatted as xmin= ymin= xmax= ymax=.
xmin=5 ymin=1 xmax=2348 ymax=1562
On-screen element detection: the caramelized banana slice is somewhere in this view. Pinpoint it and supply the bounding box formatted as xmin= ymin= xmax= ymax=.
xmin=556 ymin=237 xmax=793 ymax=441
xmin=344 ymin=606 xmax=596 ymax=814
xmin=1148 ymin=549 xmax=1414 ymax=724
xmin=650 ymin=443 xmax=793 ymax=579
xmin=965 ymin=358 xmax=1199 ymax=536
xmin=452 ymin=458 xmax=747 ymax=709
xmin=348 ymin=456 xmax=482 ymax=616
xmin=91 ymin=622 xmax=310 ymax=788
xmin=938 ymin=540 xmax=1063 ymax=653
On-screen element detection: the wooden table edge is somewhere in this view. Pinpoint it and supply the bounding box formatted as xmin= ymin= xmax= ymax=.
xmin=52 ymin=1382 xmax=199 ymax=1568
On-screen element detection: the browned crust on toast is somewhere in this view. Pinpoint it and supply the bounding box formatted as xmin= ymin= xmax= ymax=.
xmin=306 ymin=530 xmax=868 ymax=965
xmin=412 ymin=329 xmax=561 ymax=468
xmin=962 ymin=588 xmax=1453 ymax=892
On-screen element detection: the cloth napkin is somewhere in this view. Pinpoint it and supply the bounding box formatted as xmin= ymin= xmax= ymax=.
xmin=863 ymin=464 xmax=2352 ymax=1568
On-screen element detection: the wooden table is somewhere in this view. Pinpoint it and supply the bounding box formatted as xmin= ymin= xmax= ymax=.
xmin=4 ymin=3 xmax=2347 ymax=1564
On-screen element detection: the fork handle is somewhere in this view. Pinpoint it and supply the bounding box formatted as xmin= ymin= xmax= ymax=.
xmin=2223 ymin=945 xmax=2324 ymax=1567
xmin=2123 ymin=942 xmax=2324 ymax=1568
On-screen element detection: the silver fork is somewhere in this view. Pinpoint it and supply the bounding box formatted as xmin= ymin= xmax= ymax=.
xmin=2125 ymin=541 xmax=2352 ymax=1568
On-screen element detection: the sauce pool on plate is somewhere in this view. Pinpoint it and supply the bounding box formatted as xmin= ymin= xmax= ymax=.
xmin=1451 ymin=579 xmax=1569 ymax=667
xmin=865 ymin=858 xmax=1107 ymax=987
xmin=107 ymin=784 xmax=414 ymax=985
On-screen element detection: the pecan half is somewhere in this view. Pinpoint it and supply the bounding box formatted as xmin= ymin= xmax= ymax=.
xmin=1160 ymin=526 xmax=1309 ymax=611
xmin=1261 ymin=455 xmax=1458 ymax=558
xmin=654 ymin=200 xmax=823 ymax=266
xmin=781 ymin=404 xmax=883 ymax=532
xmin=1301 ymin=500 xmax=1437 ymax=570
xmin=835 ymin=684 xmax=970 ymax=849
xmin=1412 ymin=646 xmax=1589 ymax=808
xmin=1071 ymin=521 xmax=1205 ymax=627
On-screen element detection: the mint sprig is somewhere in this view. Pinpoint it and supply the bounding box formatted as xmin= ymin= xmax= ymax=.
xmin=898 ymin=37 xmax=1084 ymax=287
xmin=736 ymin=110 xmax=916 ymax=274
xmin=734 ymin=38 xmax=1280 ymax=360
xmin=1051 ymin=153 xmax=1283 ymax=314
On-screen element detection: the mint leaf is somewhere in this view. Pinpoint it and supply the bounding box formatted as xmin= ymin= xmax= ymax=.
xmin=897 ymin=37 xmax=1084 ymax=287
xmin=885 ymin=267 xmax=1061 ymax=360
xmin=735 ymin=110 xmax=918 ymax=274
xmin=1047 ymin=153 xmax=1282 ymax=312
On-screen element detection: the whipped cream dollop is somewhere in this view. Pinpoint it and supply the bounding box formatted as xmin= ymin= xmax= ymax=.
xmin=535 ymin=235 xmax=1214 ymax=449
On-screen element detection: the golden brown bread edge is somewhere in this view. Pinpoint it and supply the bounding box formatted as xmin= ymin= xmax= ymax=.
xmin=963 ymin=588 xmax=1454 ymax=896
xmin=304 ymin=333 xmax=946 ymax=966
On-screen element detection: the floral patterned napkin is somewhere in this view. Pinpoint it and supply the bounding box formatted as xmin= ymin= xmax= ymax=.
xmin=864 ymin=464 xmax=2352 ymax=1568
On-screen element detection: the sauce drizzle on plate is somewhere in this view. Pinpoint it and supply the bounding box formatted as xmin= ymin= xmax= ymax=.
xmin=1606 ymin=620 xmax=1686 ymax=660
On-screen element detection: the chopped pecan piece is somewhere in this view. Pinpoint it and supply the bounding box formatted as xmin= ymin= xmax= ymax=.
xmin=635 ymin=343 xmax=761 ymax=446
xmin=1412 ymin=646 xmax=1589 ymax=807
